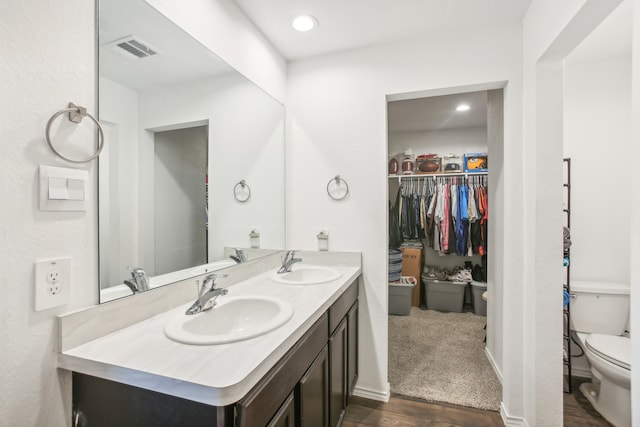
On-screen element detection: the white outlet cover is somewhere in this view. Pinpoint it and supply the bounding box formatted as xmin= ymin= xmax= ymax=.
xmin=35 ymin=257 xmax=71 ymax=311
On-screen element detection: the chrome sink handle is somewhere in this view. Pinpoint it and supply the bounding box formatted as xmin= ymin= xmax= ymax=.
xmin=185 ymin=273 xmax=229 ymax=315
xmin=127 ymin=266 xmax=150 ymax=292
xmin=277 ymin=250 xmax=302 ymax=274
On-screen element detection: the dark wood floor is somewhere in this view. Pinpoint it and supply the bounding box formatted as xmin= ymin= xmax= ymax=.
xmin=343 ymin=378 xmax=612 ymax=427
xmin=563 ymin=378 xmax=613 ymax=427
xmin=343 ymin=394 xmax=503 ymax=427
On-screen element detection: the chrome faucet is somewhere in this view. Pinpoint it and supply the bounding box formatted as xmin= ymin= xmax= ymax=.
xmin=124 ymin=266 xmax=150 ymax=294
xmin=277 ymin=250 xmax=302 ymax=274
xmin=185 ymin=273 xmax=229 ymax=315
xmin=230 ymin=248 xmax=247 ymax=264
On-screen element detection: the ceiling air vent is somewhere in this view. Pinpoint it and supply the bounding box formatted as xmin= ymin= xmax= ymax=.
xmin=109 ymin=36 xmax=159 ymax=59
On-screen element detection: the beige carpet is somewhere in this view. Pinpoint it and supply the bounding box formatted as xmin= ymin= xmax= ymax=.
xmin=388 ymin=307 xmax=502 ymax=411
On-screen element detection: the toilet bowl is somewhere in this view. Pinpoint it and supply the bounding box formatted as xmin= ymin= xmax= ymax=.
xmin=576 ymin=332 xmax=631 ymax=427
xmin=570 ymin=281 xmax=630 ymax=427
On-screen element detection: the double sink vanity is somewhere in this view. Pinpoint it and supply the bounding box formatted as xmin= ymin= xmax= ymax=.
xmin=58 ymin=251 xmax=361 ymax=427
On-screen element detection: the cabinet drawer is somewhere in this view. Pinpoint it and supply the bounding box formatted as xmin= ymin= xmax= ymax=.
xmin=329 ymin=280 xmax=358 ymax=334
xmin=237 ymin=313 xmax=329 ymax=427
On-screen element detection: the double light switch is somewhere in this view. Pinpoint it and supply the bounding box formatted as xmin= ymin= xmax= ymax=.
xmin=39 ymin=165 xmax=89 ymax=211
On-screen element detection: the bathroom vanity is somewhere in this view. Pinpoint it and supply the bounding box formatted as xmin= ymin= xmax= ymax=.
xmin=58 ymin=252 xmax=361 ymax=427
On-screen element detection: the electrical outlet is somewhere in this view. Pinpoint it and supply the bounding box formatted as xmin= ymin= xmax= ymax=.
xmin=35 ymin=257 xmax=71 ymax=311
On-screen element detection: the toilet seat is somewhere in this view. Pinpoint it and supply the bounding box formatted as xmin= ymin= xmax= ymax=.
xmin=585 ymin=334 xmax=630 ymax=371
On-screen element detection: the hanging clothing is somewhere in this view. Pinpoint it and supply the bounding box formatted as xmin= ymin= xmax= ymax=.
xmin=389 ymin=175 xmax=488 ymax=256
xmin=389 ymin=187 xmax=403 ymax=248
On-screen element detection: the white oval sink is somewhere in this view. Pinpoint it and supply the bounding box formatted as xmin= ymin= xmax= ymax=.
xmin=164 ymin=296 xmax=294 ymax=345
xmin=271 ymin=265 xmax=341 ymax=285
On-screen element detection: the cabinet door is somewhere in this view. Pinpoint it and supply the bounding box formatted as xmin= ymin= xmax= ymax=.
xmin=72 ymin=372 xmax=232 ymax=427
xmin=329 ymin=318 xmax=347 ymax=427
xmin=267 ymin=392 xmax=295 ymax=427
xmin=237 ymin=314 xmax=328 ymax=427
xmin=347 ymin=301 xmax=358 ymax=399
xmin=299 ymin=346 xmax=329 ymax=427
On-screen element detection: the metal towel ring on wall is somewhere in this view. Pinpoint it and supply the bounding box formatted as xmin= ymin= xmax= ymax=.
xmin=233 ymin=179 xmax=251 ymax=202
xmin=327 ymin=175 xmax=349 ymax=200
xmin=45 ymin=102 xmax=105 ymax=163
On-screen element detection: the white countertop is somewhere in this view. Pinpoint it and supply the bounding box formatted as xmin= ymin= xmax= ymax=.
xmin=58 ymin=263 xmax=360 ymax=406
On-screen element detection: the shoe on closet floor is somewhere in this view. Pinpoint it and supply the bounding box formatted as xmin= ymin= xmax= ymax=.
xmin=448 ymin=268 xmax=472 ymax=283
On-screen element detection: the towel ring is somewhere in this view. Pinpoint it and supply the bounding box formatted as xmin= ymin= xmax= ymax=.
xmin=45 ymin=102 xmax=104 ymax=163
xmin=233 ymin=179 xmax=251 ymax=202
xmin=327 ymin=175 xmax=349 ymax=200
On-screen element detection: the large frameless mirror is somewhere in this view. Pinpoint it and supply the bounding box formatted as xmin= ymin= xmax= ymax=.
xmin=98 ymin=0 xmax=286 ymax=302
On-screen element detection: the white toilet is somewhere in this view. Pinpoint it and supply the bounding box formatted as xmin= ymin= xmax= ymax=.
xmin=570 ymin=281 xmax=631 ymax=427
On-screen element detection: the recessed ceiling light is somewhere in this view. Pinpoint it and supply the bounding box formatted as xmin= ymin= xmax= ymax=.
xmin=456 ymin=104 xmax=470 ymax=112
xmin=292 ymin=15 xmax=318 ymax=32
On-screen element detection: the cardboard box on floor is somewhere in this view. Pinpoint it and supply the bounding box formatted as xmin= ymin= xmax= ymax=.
xmin=401 ymin=247 xmax=423 ymax=306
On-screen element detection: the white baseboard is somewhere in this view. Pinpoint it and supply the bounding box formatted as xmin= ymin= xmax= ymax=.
xmin=352 ymin=382 xmax=390 ymax=402
xmin=500 ymin=403 xmax=529 ymax=427
xmin=485 ymin=346 xmax=503 ymax=384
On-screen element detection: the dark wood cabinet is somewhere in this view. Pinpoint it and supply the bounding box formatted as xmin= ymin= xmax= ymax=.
xmin=72 ymin=279 xmax=359 ymax=427
xmin=299 ymin=346 xmax=329 ymax=427
xmin=267 ymin=393 xmax=296 ymax=427
xmin=329 ymin=318 xmax=347 ymax=427
xmin=237 ymin=314 xmax=328 ymax=427
xmin=347 ymin=301 xmax=358 ymax=398
xmin=72 ymin=372 xmax=233 ymax=427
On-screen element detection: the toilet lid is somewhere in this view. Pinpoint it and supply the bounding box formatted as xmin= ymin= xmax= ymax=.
xmin=585 ymin=334 xmax=631 ymax=371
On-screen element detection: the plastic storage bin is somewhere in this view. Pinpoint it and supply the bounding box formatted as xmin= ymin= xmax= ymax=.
xmin=389 ymin=278 xmax=416 ymax=316
xmin=471 ymin=281 xmax=488 ymax=316
xmin=423 ymin=279 xmax=467 ymax=313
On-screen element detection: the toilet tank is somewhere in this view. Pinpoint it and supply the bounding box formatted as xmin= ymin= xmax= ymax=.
xmin=570 ymin=281 xmax=629 ymax=335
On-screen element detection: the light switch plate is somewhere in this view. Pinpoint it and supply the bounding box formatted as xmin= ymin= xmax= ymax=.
xmin=39 ymin=165 xmax=88 ymax=211
xmin=35 ymin=257 xmax=71 ymax=311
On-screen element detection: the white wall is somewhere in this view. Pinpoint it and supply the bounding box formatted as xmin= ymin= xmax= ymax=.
xmin=0 ymin=1 xmax=97 ymax=425
xmin=564 ymin=57 xmax=631 ymax=284
xmin=389 ymin=127 xmax=488 ymax=160
xmin=286 ymin=22 xmax=522 ymax=406
xmin=138 ymin=73 xmax=286 ymax=263
xmin=563 ymin=34 xmax=632 ymax=382
xmin=99 ymin=78 xmax=140 ymax=286
xmin=146 ymin=0 xmax=287 ymax=104
xmin=631 ymin=1 xmax=640 ymax=422
xmin=0 ymin=0 xmax=284 ymax=424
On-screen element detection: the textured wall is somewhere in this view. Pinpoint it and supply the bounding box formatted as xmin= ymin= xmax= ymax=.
xmin=286 ymin=22 xmax=522 ymax=404
xmin=0 ymin=0 xmax=98 ymax=425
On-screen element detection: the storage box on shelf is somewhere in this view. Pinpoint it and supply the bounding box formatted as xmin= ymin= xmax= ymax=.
xmin=463 ymin=153 xmax=488 ymax=173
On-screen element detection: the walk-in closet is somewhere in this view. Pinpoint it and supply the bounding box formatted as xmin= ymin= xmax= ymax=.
xmin=386 ymin=90 xmax=502 ymax=411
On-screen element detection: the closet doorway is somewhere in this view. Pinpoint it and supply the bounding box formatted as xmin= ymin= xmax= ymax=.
xmin=386 ymin=88 xmax=502 ymax=411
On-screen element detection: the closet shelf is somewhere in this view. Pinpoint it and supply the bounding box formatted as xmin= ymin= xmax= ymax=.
xmin=389 ymin=172 xmax=488 ymax=179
